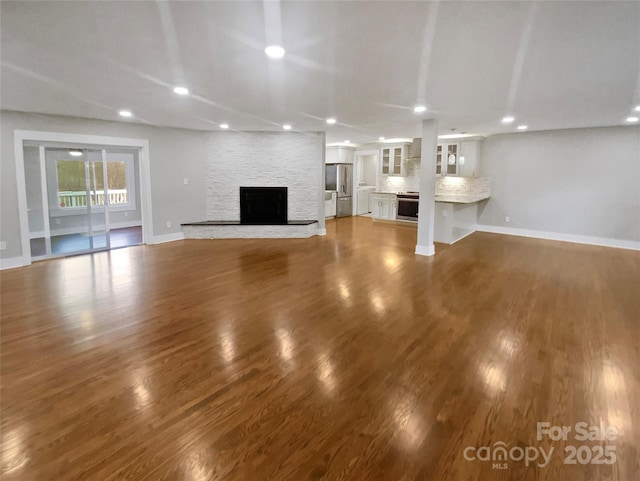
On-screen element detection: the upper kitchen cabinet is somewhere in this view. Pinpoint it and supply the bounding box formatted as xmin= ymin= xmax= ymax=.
xmin=380 ymin=143 xmax=408 ymax=176
xmin=326 ymin=146 xmax=355 ymax=164
xmin=436 ymin=138 xmax=483 ymax=177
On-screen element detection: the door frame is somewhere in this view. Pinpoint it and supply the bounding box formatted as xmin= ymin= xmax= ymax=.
xmin=14 ymin=130 xmax=153 ymax=266
xmin=353 ymin=149 xmax=378 ymax=215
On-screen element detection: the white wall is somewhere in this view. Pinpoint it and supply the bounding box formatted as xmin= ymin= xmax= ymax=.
xmin=478 ymin=126 xmax=640 ymax=243
xmin=206 ymin=131 xmax=324 ymax=222
xmin=1 ymin=110 xmax=208 ymax=260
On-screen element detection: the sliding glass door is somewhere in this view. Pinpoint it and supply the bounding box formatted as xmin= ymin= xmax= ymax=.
xmin=44 ymin=148 xmax=111 ymax=256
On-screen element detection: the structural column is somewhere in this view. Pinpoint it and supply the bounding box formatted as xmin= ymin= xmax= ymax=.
xmin=415 ymin=119 xmax=438 ymax=256
xmin=317 ymin=131 xmax=327 ymax=235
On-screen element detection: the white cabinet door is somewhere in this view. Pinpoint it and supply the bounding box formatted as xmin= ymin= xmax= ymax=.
xmin=371 ymin=194 xmax=397 ymax=220
xmin=371 ymin=198 xmax=382 ymax=218
xmin=340 ymin=148 xmax=354 ymax=164
xmin=380 ymin=144 xmax=407 ymax=176
xmin=326 ymin=146 xmax=355 ymax=164
xmin=388 ymin=197 xmax=397 ymax=220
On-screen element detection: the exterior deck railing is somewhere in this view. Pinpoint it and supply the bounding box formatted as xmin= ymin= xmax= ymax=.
xmin=58 ymin=189 xmax=128 ymax=208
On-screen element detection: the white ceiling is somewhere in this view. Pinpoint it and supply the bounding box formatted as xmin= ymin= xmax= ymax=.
xmin=2 ymin=1 xmax=639 ymax=144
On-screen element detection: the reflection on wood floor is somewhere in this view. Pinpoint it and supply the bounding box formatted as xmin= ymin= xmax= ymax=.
xmin=30 ymin=225 xmax=143 ymax=257
xmin=1 ymin=216 xmax=639 ymax=481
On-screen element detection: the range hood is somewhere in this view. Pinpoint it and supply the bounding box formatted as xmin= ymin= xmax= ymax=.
xmin=406 ymin=138 xmax=422 ymax=160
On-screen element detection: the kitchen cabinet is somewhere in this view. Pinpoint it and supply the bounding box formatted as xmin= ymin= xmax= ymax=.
xmin=436 ymin=138 xmax=482 ymax=177
xmin=324 ymin=192 xmax=337 ymax=218
xmin=326 ymin=146 xmax=355 ymax=164
xmin=436 ymin=142 xmax=460 ymax=176
xmin=380 ymin=144 xmax=407 ymax=176
xmin=371 ymin=193 xmax=397 ymax=221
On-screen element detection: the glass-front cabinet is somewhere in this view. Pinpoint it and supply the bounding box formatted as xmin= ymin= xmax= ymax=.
xmin=437 ymin=142 xmax=460 ymax=176
xmin=380 ymin=144 xmax=406 ymax=176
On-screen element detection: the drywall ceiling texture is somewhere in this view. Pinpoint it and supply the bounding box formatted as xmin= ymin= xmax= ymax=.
xmin=205 ymin=131 xmax=324 ymax=223
xmin=0 ymin=110 xmax=208 ymax=260
xmin=1 ymin=1 xmax=639 ymax=143
xmin=478 ymin=126 xmax=640 ymax=242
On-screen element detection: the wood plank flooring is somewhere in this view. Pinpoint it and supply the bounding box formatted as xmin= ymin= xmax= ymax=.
xmin=1 ymin=216 xmax=639 ymax=481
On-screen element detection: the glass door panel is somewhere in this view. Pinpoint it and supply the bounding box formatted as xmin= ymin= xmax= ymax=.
xmin=45 ymin=147 xmax=110 ymax=257
xmin=447 ymin=144 xmax=458 ymax=175
xmin=86 ymin=150 xmax=110 ymax=251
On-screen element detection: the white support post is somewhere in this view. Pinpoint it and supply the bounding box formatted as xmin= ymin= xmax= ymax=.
xmin=415 ymin=119 xmax=438 ymax=256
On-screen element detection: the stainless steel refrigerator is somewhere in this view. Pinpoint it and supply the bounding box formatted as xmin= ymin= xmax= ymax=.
xmin=325 ymin=164 xmax=353 ymax=217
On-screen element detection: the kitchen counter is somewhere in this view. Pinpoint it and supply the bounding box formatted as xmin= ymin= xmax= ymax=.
xmin=435 ymin=194 xmax=491 ymax=204
xmin=372 ymin=191 xmax=398 ymax=195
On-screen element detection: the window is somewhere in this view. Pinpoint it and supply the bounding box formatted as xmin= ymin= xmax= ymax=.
xmin=49 ymin=150 xmax=136 ymax=213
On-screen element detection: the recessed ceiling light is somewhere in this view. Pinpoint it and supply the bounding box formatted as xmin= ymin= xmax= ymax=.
xmin=265 ymin=45 xmax=285 ymax=59
xmin=501 ymin=116 xmax=515 ymax=124
xmin=517 ymin=125 xmax=528 ymax=130
xmin=413 ymin=105 xmax=427 ymax=113
xmin=283 ymin=124 xmax=292 ymax=130
xmin=635 ymin=105 xmax=640 ymax=112
xmin=173 ymin=86 xmax=189 ymax=95
xmin=344 ymin=140 xmax=351 ymax=144
xmin=378 ymin=137 xmax=385 ymax=141
xmin=119 ymin=110 xmax=133 ymax=118
xmin=69 ymin=150 xmax=83 ymax=157
xmin=626 ymin=116 xmax=639 ymax=123
xmin=220 ymin=123 xmax=229 ymax=129
xmin=326 ymin=118 xmax=336 ymax=125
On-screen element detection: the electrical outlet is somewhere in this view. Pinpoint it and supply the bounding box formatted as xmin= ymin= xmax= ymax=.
xmin=505 ymin=216 xmax=510 ymax=223
xmin=0 ymin=241 xmax=6 ymax=251
xmin=56 ymin=218 xmax=61 ymax=225
xmin=183 ymin=178 xmax=189 ymax=185
xmin=166 ymin=221 xmax=172 ymax=229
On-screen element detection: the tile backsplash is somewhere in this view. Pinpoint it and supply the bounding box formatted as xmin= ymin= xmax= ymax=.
xmin=376 ymin=158 xmax=421 ymax=192
xmin=436 ymin=176 xmax=491 ymax=195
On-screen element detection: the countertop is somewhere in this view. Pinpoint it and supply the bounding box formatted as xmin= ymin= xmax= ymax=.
xmin=371 ymin=191 xmax=491 ymax=203
xmin=435 ymin=194 xmax=491 ymax=204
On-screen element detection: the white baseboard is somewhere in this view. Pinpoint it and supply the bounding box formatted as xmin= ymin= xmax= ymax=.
xmin=1 ymin=257 xmax=25 ymax=270
xmin=415 ymin=244 xmax=436 ymax=256
xmin=317 ymin=228 xmax=327 ymax=236
xmin=476 ymin=225 xmax=640 ymax=251
xmin=149 ymin=232 xmax=185 ymax=244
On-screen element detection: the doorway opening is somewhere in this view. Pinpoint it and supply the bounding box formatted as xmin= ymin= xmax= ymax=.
xmin=15 ymin=131 xmax=152 ymax=265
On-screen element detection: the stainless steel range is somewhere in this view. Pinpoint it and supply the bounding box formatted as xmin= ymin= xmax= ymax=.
xmin=397 ymin=192 xmax=419 ymax=221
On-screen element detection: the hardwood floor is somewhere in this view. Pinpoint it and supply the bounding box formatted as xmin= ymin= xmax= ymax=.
xmin=1 ymin=216 xmax=638 ymax=481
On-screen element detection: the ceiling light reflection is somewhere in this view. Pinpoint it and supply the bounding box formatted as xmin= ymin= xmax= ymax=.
xmin=275 ymin=328 xmax=294 ymax=361
xmin=384 ymin=253 xmax=400 ymax=271
xmin=391 ymin=392 xmax=426 ymax=450
xmin=370 ymin=293 xmax=385 ymax=314
xmin=219 ymin=330 xmax=236 ymax=364
xmin=316 ymin=352 xmax=337 ymax=394
xmin=1 ymin=427 xmax=29 ymax=474
xmin=480 ymin=362 xmax=506 ymax=392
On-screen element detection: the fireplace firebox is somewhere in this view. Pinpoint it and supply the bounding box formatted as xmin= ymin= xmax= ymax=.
xmin=240 ymin=187 xmax=287 ymax=225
